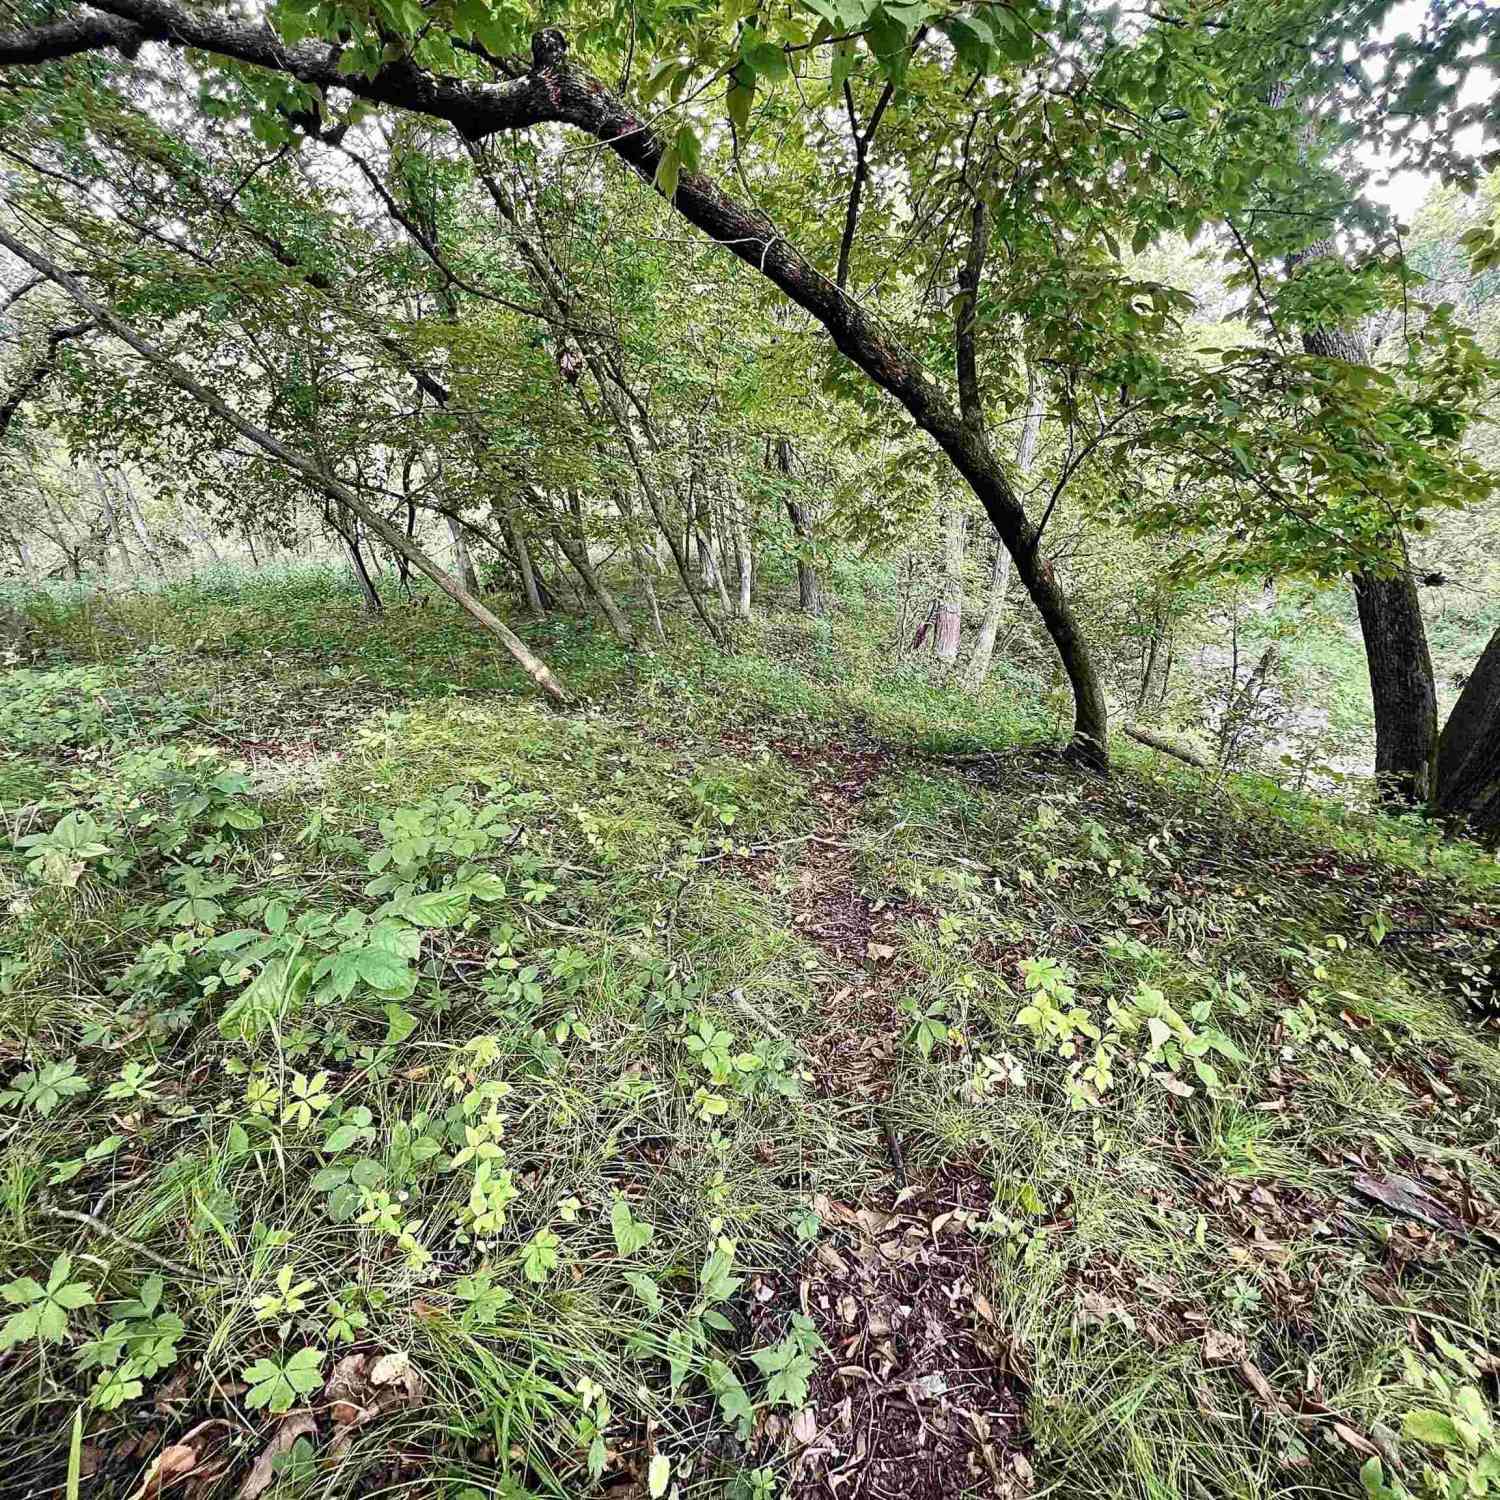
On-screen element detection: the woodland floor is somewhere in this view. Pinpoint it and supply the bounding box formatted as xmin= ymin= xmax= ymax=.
xmin=2 ymin=572 xmax=1499 ymax=1500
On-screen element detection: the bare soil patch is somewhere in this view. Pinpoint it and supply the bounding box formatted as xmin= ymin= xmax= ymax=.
xmin=749 ymin=1165 xmax=1029 ymax=1499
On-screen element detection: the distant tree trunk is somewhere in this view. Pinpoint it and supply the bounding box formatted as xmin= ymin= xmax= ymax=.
xmin=615 ymin=488 xmax=666 ymax=646
xmin=775 ymin=437 xmax=821 ymax=614
xmin=335 ymin=516 xmax=383 ymax=615
xmin=490 ymin=501 xmax=547 ymax=616
xmin=934 ymin=508 xmax=965 ymax=665
xmin=555 ymin=491 xmax=635 ymax=646
xmin=1217 ymin=642 xmax=1279 ymax=769
xmin=965 ymin=380 xmax=1041 ymax=690
xmin=1433 ymin=627 xmax=1500 ymax=845
xmin=446 ymin=514 xmax=480 ymax=594
xmin=733 ymin=503 xmax=753 ymax=620
xmin=701 ymin=500 xmax=734 ymax=615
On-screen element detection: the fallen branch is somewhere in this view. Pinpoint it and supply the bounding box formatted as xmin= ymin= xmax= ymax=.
xmin=1122 ymin=722 xmax=1208 ymax=768
xmin=38 ymin=1206 xmax=220 ymax=1282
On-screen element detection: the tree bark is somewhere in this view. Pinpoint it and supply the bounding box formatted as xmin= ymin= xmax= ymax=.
xmin=1353 ymin=558 xmax=1438 ymax=805
xmin=446 ymin=513 xmax=480 ymax=594
xmin=1292 ymin=238 xmax=1438 ymax=806
xmin=733 ymin=502 xmax=753 ymax=620
xmin=1433 ymin=626 xmax=1500 ymax=845
xmin=934 ymin=508 xmax=965 ymax=665
xmin=965 ymin=380 xmax=1041 ymax=690
xmin=775 ymin=437 xmax=822 ymax=615
xmin=554 ymin=490 xmax=635 ymax=646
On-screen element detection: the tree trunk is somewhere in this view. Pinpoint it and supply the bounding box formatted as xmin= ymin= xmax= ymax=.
xmin=1433 ymin=627 xmax=1500 ymax=845
xmin=774 ymin=438 xmax=822 ymax=616
xmin=965 ymin=382 xmax=1041 ymax=690
xmin=342 ymin=523 xmax=384 ymax=614
xmin=446 ymin=513 xmax=480 ymax=594
xmin=1292 ymin=234 xmax=1439 ymax=807
xmin=1351 ymin=559 xmax=1438 ymax=805
xmin=934 ymin=508 xmax=965 ymax=665
xmin=733 ymin=503 xmax=753 ymax=620
xmin=555 ymin=491 xmax=635 ymax=646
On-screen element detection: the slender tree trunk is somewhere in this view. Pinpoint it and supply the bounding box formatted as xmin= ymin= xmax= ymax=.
xmin=774 ymin=437 xmax=822 ymax=615
xmin=701 ymin=500 xmax=734 ymax=616
xmin=490 ymin=500 xmax=547 ymax=616
xmin=1433 ymin=627 xmax=1500 ymax=845
xmin=934 ymin=508 xmax=965 ymax=665
xmin=733 ymin=502 xmax=753 ymax=620
xmin=554 ymin=490 xmax=635 ymax=646
xmin=342 ymin=524 xmax=384 ymax=614
xmin=786 ymin=499 xmax=822 ymax=614
xmin=446 ymin=513 xmax=480 ymax=594
xmin=965 ymin=382 xmax=1041 ymax=690
xmin=1217 ymin=643 xmax=1279 ymax=770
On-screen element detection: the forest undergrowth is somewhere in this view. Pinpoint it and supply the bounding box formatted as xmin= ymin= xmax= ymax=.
xmin=2 ymin=567 xmax=1499 ymax=1500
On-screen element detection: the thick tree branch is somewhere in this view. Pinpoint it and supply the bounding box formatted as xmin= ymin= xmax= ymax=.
xmin=0 ymin=315 xmax=92 ymax=443
xmin=955 ymin=195 xmax=987 ymax=438
xmin=0 ymin=10 xmax=143 ymax=64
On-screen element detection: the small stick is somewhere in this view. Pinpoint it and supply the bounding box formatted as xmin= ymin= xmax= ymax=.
xmin=38 ymin=1207 xmax=220 ymax=1283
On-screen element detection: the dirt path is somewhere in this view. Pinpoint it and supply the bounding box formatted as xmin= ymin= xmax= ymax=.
xmin=736 ymin=737 xmax=1031 ymax=1498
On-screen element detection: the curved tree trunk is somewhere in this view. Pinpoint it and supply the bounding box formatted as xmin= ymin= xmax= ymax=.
xmin=1293 ymin=241 xmax=1438 ymax=807
xmin=1433 ymin=627 xmax=1500 ymax=845
xmin=0 ymin=9 xmax=1106 ymax=759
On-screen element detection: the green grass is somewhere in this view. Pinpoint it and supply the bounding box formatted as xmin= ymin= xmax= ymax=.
xmin=1 ymin=568 xmax=1497 ymax=1500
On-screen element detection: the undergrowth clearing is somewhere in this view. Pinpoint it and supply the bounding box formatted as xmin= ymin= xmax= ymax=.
xmin=2 ymin=571 xmax=1498 ymax=1500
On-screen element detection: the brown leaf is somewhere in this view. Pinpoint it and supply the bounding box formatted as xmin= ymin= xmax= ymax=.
xmin=1235 ymin=1360 xmax=1287 ymax=1414
xmin=130 ymin=1443 xmax=198 ymax=1500
xmin=1351 ymin=1172 xmax=1464 ymax=1235
xmin=237 ymin=1414 xmax=317 ymax=1500
xmin=1202 ymin=1329 xmax=1249 ymax=1365
xmin=1330 ymin=1421 xmax=1381 ymax=1458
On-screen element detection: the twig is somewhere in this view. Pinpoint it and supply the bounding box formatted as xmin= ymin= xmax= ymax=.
xmin=38 ymin=1206 xmax=221 ymax=1282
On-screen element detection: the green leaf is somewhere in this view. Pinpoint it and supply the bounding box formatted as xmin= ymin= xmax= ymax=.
xmin=397 ymin=889 xmax=470 ymax=927
xmin=521 ymin=1228 xmax=560 ymax=1283
xmin=727 ymin=62 xmax=756 ymax=133
xmin=383 ymin=1002 xmax=418 ymax=1046
xmin=1403 ymin=1409 xmax=1462 ymax=1448
xmin=654 ymin=145 xmax=682 ymax=201
xmin=648 ymin=1454 xmax=671 ymax=1498
xmin=611 ymin=1197 xmax=656 ymax=1257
